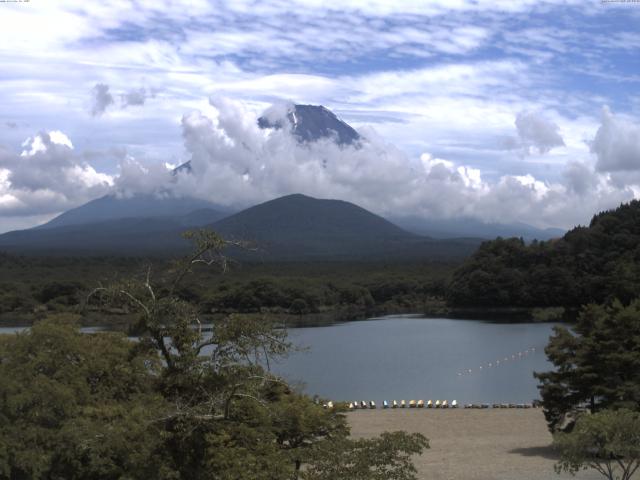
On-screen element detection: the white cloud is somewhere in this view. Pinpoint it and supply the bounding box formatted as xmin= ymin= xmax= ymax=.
xmin=503 ymin=111 xmax=565 ymax=155
xmin=0 ymin=130 xmax=114 ymax=218
xmin=152 ymin=98 xmax=637 ymax=229
xmin=592 ymin=106 xmax=640 ymax=174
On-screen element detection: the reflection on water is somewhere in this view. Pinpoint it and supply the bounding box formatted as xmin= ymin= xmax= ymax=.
xmin=273 ymin=315 xmax=558 ymax=404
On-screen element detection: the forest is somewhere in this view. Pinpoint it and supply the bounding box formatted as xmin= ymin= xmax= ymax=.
xmin=447 ymin=200 xmax=640 ymax=310
xmin=3 ymin=201 xmax=640 ymax=328
xmin=0 ymin=254 xmax=453 ymax=327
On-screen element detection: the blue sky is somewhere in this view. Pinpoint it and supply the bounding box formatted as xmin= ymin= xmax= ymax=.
xmin=1 ymin=0 xmax=640 ymax=232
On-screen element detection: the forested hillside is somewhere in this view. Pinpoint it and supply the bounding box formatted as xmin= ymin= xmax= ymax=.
xmin=447 ymin=200 xmax=640 ymax=308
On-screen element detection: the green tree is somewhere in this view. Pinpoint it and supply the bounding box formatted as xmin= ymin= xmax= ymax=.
xmin=84 ymin=229 xmax=429 ymax=479
xmin=0 ymin=315 xmax=169 ymax=480
xmin=303 ymin=431 xmax=429 ymax=480
xmin=554 ymin=409 xmax=640 ymax=480
xmin=535 ymin=300 xmax=640 ymax=431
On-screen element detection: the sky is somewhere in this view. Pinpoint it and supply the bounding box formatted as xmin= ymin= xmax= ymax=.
xmin=1 ymin=0 xmax=640 ymax=233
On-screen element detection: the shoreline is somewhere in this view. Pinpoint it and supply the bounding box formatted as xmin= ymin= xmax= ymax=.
xmin=348 ymin=409 xmax=600 ymax=480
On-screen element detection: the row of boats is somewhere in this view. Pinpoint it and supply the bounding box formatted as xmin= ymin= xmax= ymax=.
xmin=324 ymin=400 xmax=537 ymax=410
xmin=346 ymin=399 xmax=458 ymax=409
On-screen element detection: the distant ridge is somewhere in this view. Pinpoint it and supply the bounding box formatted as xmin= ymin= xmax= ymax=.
xmin=38 ymin=194 xmax=224 ymax=230
xmin=0 ymin=193 xmax=480 ymax=260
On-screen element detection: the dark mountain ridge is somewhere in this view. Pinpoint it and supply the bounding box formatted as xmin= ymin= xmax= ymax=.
xmin=0 ymin=194 xmax=480 ymax=260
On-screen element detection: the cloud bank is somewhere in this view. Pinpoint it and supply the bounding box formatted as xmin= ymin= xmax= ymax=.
xmin=137 ymin=99 xmax=639 ymax=229
xmin=1 ymin=99 xmax=639 ymax=233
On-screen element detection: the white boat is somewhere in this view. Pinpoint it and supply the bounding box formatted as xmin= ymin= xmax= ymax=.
xmin=392 ymin=400 xmax=398 ymax=408
xmin=409 ymin=400 xmax=416 ymax=408
xmin=361 ymin=400 xmax=367 ymax=409
xmin=442 ymin=400 xmax=449 ymax=408
xmin=327 ymin=401 xmax=334 ymax=409
xmin=435 ymin=400 xmax=441 ymax=408
xmin=370 ymin=401 xmax=376 ymax=409
xmin=427 ymin=400 xmax=433 ymax=408
xmin=417 ymin=400 xmax=425 ymax=408
xmin=451 ymin=400 xmax=458 ymax=408
xmin=383 ymin=400 xmax=389 ymax=409
xmin=348 ymin=402 xmax=354 ymax=410
xmin=401 ymin=400 xmax=406 ymax=408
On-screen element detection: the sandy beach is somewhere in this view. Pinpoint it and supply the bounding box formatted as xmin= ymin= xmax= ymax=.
xmin=348 ymin=409 xmax=602 ymax=480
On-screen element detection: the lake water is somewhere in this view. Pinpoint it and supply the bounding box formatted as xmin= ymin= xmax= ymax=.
xmin=1 ymin=315 xmax=559 ymax=404
xmin=273 ymin=315 xmax=558 ymax=404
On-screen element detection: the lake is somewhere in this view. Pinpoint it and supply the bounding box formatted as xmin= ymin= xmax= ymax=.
xmin=1 ymin=315 xmax=559 ymax=404
xmin=273 ymin=315 xmax=558 ymax=404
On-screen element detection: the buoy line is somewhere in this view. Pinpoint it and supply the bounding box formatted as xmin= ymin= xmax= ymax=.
xmin=456 ymin=346 xmax=539 ymax=378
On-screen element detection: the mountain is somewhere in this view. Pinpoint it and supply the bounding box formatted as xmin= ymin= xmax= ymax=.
xmin=392 ymin=216 xmax=565 ymax=241
xmin=0 ymin=194 xmax=480 ymax=260
xmin=174 ymin=104 xmax=361 ymax=173
xmin=0 ymin=207 xmax=230 ymax=255
xmin=208 ymin=194 xmax=478 ymax=261
xmin=257 ymin=104 xmax=360 ymax=145
xmin=38 ymin=194 xmax=224 ymax=230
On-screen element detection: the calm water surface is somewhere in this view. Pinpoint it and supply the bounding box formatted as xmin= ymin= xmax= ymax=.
xmin=1 ymin=316 xmax=558 ymax=404
xmin=273 ymin=315 xmax=558 ymax=404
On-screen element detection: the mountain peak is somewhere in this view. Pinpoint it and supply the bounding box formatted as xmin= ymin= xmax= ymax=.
xmin=258 ymin=104 xmax=360 ymax=145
